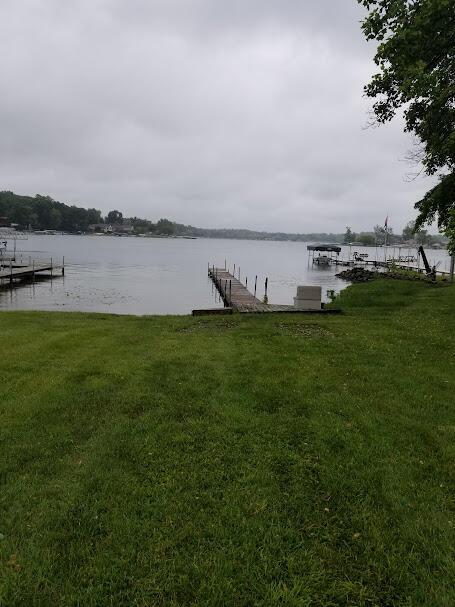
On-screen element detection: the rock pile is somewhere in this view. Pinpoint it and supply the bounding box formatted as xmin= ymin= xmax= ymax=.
xmin=336 ymin=266 xmax=435 ymax=283
xmin=335 ymin=268 xmax=377 ymax=282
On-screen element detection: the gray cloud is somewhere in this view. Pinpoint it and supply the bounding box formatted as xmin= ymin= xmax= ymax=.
xmin=0 ymin=0 xmax=435 ymax=233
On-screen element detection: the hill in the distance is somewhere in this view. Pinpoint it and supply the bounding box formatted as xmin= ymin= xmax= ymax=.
xmin=0 ymin=190 xmax=344 ymax=242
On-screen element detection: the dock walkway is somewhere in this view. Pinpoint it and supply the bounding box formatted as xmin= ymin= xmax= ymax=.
xmin=209 ymin=268 xmax=269 ymax=312
xmin=206 ymin=268 xmax=340 ymax=315
xmin=0 ymin=261 xmax=63 ymax=284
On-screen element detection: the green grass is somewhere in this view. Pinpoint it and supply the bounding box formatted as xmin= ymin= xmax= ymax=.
xmin=0 ymin=280 xmax=454 ymax=606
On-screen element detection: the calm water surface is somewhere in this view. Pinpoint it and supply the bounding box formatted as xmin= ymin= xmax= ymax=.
xmin=0 ymin=235 xmax=451 ymax=315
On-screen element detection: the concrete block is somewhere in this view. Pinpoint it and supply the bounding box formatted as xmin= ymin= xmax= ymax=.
xmin=293 ymin=298 xmax=321 ymax=310
xmin=296 ymin=286 xmax=322 ymax=300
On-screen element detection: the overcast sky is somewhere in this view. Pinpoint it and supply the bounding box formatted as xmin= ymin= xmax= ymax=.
xmin=0 ymin=0 xmax=435 ymax=233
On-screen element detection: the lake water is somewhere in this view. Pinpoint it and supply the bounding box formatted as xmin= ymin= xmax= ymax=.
xmin=0 ymin=235 xmax=451 ymax=315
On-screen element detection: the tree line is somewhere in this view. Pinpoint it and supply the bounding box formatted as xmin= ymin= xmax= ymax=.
xmin=343 ymin=222 xmax=445 ymax=247
xmin=0 ymin=191 xmax=352 ymax=241
xmin=0 ymin=190 xmax=447 ymax=246
xmin=0 ymin=191 xmax=102 ymax=232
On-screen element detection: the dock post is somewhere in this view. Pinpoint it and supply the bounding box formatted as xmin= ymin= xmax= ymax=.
xmin=265 ymin=277 xmax=268 ymax=298
xmin=224 ymin=259 xmax=226 ymax=270
xmin=254 ymin=275 xmax=257 ymax=297
xmin=62 ymin=256 xmax=65 ymax=276
xmin=51 ymin=257 xmax=53 ymax=278
xmin=9 ymin=261 xmax=12 ymax=285
xmin=229 ymin=280 xmax=232 ymax=303
xmin=233 ymin=263 xmax=235 ymax=276
xmin=238 ymin=266 xmax=241 ymax=280
xmin=245 ymin=277 xmax=248 ymax=288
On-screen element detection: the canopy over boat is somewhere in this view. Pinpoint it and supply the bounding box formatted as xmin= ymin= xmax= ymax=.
xmin=307 ymin=244 xmax=341 ymax=253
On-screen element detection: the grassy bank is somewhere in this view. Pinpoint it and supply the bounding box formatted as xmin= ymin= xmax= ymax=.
xmin=1 ymin=280 xmax=454 ymax=606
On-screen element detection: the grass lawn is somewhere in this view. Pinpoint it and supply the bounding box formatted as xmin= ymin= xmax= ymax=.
xmin=0 ymin=280 xmax=454 ymax=606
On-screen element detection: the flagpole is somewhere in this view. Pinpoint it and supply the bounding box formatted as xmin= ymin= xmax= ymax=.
xmin=384 ymin=214 xmax=389 ymax=263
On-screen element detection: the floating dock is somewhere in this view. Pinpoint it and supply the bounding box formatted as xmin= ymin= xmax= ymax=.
xmin=196 ymin=268 xmax=341 ymax=315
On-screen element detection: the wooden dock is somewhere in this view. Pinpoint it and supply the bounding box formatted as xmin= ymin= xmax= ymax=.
xmin=201 ymin=268 xmax=340 ymax=315
xmin=0 ymin=260 xmax=64 ymax=285
xmin=209 ymin=268 xmax=269 ymax=312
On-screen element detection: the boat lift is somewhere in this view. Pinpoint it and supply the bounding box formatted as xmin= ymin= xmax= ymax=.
xmin=307 ymin=244 xmax=342 ymax=266
xmin=0 ymin=229 xmax=28 ymax=267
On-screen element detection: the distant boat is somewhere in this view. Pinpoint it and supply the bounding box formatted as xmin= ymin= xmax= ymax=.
xmin=182 ymin=236 xmax=197 ymax=239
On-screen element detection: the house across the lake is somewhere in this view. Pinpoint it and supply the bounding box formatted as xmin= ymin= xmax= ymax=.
xmin=88 ymin=223 xmax=135 ymax=235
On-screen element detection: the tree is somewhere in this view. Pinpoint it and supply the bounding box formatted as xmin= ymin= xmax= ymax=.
xmin=47 ymin=208 xmax=62 ymax=230
xmin=358 ymin=0 xmax=455 ymax=251
xmin=87 ymin=208 xmax=102 ymax=225
xmin=156 ymin=218 xmax=175 ymax=235
xmin=374 ymin=224 xmax=393 ymax=245
xmin=415 ymin=228 xmax=432 ymax=246
xmin=358 ymin=233 xmax=376 ymax=246
xmin=344 ymin=226 xmax=355 ymax=243
xmin=28 ymin=212 xmax=39 ymax=230
xmin=402 ymin=219 xmax=432 ymax=244
xmin=402 ymin=220 xmax=416 ymax=241
xmin=107 ymin=210 xmax=123 ymax=224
